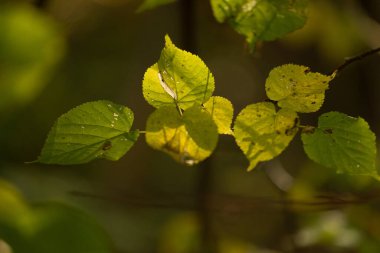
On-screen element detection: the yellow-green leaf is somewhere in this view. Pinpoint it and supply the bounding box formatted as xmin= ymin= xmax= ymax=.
xmin=38 ymin=100 xmax=139 ymax=165
xmin=145 ymin=106 xmax=218 ymax=165
xmin=143 ymin=35 xmax=215 ymax=110
xmin=265 ymin=64 xmax=333 ymax=113
xmin=234 ymin=102 xmax=299 ymax=171
xmin=302 ymin=112 xmax=378 ymax=178
xmin=203 ymin=96 xmax=234 ymax=135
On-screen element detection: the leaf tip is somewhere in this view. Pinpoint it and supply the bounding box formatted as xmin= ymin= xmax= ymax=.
xmin=164 ymin=34 xmax=174 ymax=47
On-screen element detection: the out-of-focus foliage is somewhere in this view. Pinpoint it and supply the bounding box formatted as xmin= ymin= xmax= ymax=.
xmin=38 ymin=100 xmax=139 ymax=165
xmin=283 ymin=0 xmax=368 ymax=63
xmin=137 ymin=0 xmax=177 ymax=12
xmin=158 ymin=213 xmax=201 ymax=253
xmin=0 ymin=179 xmax=112 ymax=253
xmin=210 ymin=0 xmax=309 ymax=50
xmin=0 ymin=2 xmax=65 ymax=113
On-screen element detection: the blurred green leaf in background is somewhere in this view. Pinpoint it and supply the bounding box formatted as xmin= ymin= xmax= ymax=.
xmin=0 ymin=2 xmax=65 ymax=114
xmin=0 ymin=178 xmax=112 ymax=253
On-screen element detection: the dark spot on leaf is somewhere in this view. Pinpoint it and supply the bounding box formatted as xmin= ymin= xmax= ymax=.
xmin=311 ymin=101 xmax=316 ymax=104
xmin=323 ymin=128 xmax=333 ymax=134
xmin=304 ymin=69 xmax=310 ymax=74
xmin=102 ymin=141 xmax=112 ymax=151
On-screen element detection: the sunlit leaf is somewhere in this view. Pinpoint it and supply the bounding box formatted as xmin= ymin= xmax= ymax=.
xmin=234 ymin=102 xmax=299 ymax=171
xmin=38 ymin=100 xmax=139 ymax=165
xmin=203 ymin=96 xmax=234 ymax=135
xmin=0 ymin=179 xmax=111 ymax=253
xmin=265 ymin=64 xmax=332 ymax=113
xmin=302 ymin=112 xmax=378 ymax=178
xmin=0 ymin=3 xmax=65 ymax=112
xmin=210 ymin=0 xmax=308 ymax=49
xmin=137 ymin=0 xmax=177 ymax=12
xmin=145 ymin=106 xmax=218 ymax=165
xmin=143 ymin=35 xmax=215 ymax=110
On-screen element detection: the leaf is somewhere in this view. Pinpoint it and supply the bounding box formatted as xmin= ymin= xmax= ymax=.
xmin=137 ymin=0 xmax=177 ymax=12
xmin=38 ymin=100 xmax=139 ymax=165
xmin=301 ymin=112 xmax=378 ymax=178
xmin=0 ymin=3 xmax=65 ymax=112
xmin=145 ymin=106 xmax=218 ymax=165
xmin=210 ymin=0 xmax=308 ymax=49
xmin=203 ymin=96 xmax=234 ymax=135
xmin=234 ymin=102 xmax=299 ymax=171
xmin=265 ymin=64 xmax=333 ymax=113
xmin=143 ymin=35 xmax=215 ymax=110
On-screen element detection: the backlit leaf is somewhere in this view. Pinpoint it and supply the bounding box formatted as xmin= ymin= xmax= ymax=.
xmin=302 ymin=112 xmax=378 ymax=178
xmin=210 ymin=0 xmax=308 ymax=49
xmin=145 ymin=106 xmax=218 ymax=165
xmin=203 ymin=96 xmax=234 ymax=135
xmin=234 ymin=102 xmax=299 ymax=171
xmin=143 ymin=35 xmax=215 ymax=110
xmin=265 ymin=64 xmax=333 ymax=113
xmin=38 ymin=100 xmax=139 ymax=165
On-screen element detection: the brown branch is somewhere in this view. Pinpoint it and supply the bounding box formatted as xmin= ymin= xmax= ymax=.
xmin=332 ymin=47 xmax=380 ymax=75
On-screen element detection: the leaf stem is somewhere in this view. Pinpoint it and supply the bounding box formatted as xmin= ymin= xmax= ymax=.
xmin=299 ymin=125 xmax=316 ymax=134
xmin=332 ymin=47 xmax=380 ymax=76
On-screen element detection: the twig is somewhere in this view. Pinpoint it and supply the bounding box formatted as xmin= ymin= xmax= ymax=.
xmin=332 ymin=47 xmax=380 ymax=75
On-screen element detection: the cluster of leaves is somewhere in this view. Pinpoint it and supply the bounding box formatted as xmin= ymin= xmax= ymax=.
xmin=138 ymin=0 xmax=309 ymax=50
xmin=37 ymin=35 xmax=378 ymax=179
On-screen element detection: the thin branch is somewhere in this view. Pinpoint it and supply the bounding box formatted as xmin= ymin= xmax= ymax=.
xmin=332 ymin=47 xmax=380 ymax=75
xmin=69 ymin=190 xmax=378 ymax=214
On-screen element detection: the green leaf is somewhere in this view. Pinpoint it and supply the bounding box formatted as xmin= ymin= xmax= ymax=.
xmin=0 ymin=3 xmax=65 ymax=112
xmin=265 ymin=64 xmax=333 ymax=113
xmin=38 ymin=100 xmax=139 ymax=165
xmin=203 ymin=96 xmax=234 ymax=135
xmin=234 ymin=102 xmax=299 ymax=171
xmin=145 ymin=106 xmax=218 ymax=165
xmin=301 ymin=112 xmax=378 ymax=178
xmin=137 ymin=0 xmax=177 ymax=12
xmin=143 ymin=35 xmax=215 ymax=110
xmin=210 ymin=0 xmax=308 ymax=49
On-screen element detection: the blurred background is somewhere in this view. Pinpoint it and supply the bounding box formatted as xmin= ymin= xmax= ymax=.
xmin=0 ymin=0 xmax=380 ymax=252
